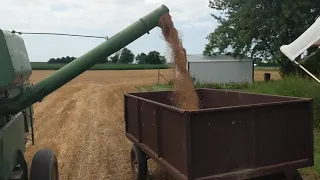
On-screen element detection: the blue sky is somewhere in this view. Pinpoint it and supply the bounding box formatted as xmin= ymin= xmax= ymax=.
xmin=0 ymin=0 xmax=218 ymax=62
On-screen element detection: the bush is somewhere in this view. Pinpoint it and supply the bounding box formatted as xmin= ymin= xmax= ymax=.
xmin=166 ymin=74 xmax=251 ymax=90
xmin=247 ymin=75 xmax=320 ymax=128
xmin=194 ymin=81 xmax=250 ymax=89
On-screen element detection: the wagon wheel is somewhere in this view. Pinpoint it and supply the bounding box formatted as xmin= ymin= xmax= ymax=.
xmin=282 ymin=169 xmax=303 ymax=180
xmin=130 ymin=144 xmax=148 ymax=180
xmin=291 ymin=170 xmax=303 ymax=180
xmin=29 ymin=149 xmax=59 ymax=180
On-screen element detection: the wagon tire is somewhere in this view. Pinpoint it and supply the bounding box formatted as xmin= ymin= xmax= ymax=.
xmin=29 ymin=149 xmax=59 ymax=180
xmin=282 ymin=170 xmax=303 ymax=180
xmin=131 ymin=144 xmax=148 ymax=180
xmin=293 ymin=170 xmax=303 ymax=180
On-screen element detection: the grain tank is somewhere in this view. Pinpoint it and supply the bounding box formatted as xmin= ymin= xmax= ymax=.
xmin=0 ymin=4 xmax=169 ymax=180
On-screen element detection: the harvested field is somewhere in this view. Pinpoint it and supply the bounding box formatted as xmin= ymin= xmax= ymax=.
xmin=25 ymin=69 xmax=281 ymax=180
xmin=25 ymin=70 xmax=172 ymax=180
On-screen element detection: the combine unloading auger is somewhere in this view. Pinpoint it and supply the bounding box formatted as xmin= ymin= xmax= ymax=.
xmin=0 ymin=5 xmax=169 ymax=180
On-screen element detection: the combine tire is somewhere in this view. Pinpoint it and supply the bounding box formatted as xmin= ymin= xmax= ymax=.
xmin=130 ymin=144 xmax=148 ymax=180
xmin=29 ymin=149 xmax=59 ymax=180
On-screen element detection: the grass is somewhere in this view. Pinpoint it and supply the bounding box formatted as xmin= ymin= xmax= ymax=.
xmin=247 ymin=76 xmax=320 ymax=128
xmin=30 ymin=62 xmax=169 ymax=70
xmin=140 ymin=75 xmax=320 ymax=178
xmin=137 ymin=83 xmax=173 ymax=92
xmin=300 ymin=130 xmax=320 ymax=179
xmin=141 ymin=80 xmax=252 ymax=91
xmin=254 ymin=66 xmax=280 ymax=71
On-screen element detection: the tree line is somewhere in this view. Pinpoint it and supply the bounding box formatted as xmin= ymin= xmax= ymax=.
xmin=204 ymin=0 xmax=320 ymax=77
xmin=47 ymin=47 xmax=167 ymax=65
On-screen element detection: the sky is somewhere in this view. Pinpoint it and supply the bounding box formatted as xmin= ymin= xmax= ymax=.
xmin=0 ymin=0 xmax=219 ymax=62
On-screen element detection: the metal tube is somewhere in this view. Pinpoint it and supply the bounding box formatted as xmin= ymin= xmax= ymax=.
xmin=293 ymin=60 xmax=320 ymax=83
xmin=0 ymin=5 xmax=169 ymax=114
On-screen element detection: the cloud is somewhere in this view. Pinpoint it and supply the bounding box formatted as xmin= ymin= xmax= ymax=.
xmin=0 ymin=0 xmax=214 ymax=32
xmin=0 ymin=0 xmax=217 ymax=61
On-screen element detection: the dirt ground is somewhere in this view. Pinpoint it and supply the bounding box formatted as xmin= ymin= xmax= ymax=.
xmin=25 ymin=69 xmax=281 ymax=180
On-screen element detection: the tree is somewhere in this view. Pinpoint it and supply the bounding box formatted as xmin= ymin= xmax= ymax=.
xmin=160 ymin=56 xmax=167 ymax=64
xmin=61 ymin=57 xmax=66 ymax=63
xmin=204 ymin=0 xmax=320 ymax=77
xmin=65 ymin=56 xmax=71 ymax=63
xmin=145 ymin=51 xmax=165 ymax=64
xmin=98 ymin=57 xmax=108 ymax=64
xmin=119 ymin=47 xmax=135 ymax=64
xmin=56 ymin=58 xmax=61 ymax=63
xmin=48 ymin=58 xmax=55 ymax=64
xmin=136 ymin=53 xmax=148 ymax=64
xmin=110 ymin=53 xmax=120 ymax=63
xmin=136 ymin=51 xmax=167 ymax=64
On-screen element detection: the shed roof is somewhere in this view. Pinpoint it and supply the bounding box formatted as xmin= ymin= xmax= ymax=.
xmin=186 ymin=54 xmax=253 ymax=62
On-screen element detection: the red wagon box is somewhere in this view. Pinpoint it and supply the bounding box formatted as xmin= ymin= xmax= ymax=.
xmin=124 ymin=88 xmax=314 ymax=180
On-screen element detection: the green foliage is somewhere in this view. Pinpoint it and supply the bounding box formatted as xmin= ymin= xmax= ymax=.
xmin=46 ymin=48 xmax=167 ymax=65
xmin=119 ymin=47 xmax=135 ymax=64
xmin=204 ymin=0 xmax=320 ymax=76
xmin=194 ymin=81 xmax=250 ymax=89
xmin=139 ymin=83 xmax=172 ymax=92
xmin=256 ymin=62 xmax=280 ymax=67
xmin=110 ymin=53 xmax=120 ymax=63
xmin=165 ymin=77 xmax=250 ymax=90
xmin=31 ymin=62 xmax=169 ymax=70
xmin=247 ymin=76 xmax=320 ymax=128
xmin=136 ymin=51 xmax=167 ymax=64
xmin=188 ymin=75 xmax=250 ymax=89
xmin=300 ymin=130 xmax=320 ymax=176
xmin=145 ymin=51 xmax=166 ymax=64
xmin=136 ymin=53 xmax=148 ymax=64
xmin=167 ymin=79 xmax=173 ymax=86
xmin=48 ymin=55 xmax=109 ymax=64
xmin=48 ymin=56 xmax=77 ymax=64
xmin=298 ymin=50 xmax=320 ymax=77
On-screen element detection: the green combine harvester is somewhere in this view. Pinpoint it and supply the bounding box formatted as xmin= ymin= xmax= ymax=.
xmin=0 ymin=5 xmax=169 ymax=180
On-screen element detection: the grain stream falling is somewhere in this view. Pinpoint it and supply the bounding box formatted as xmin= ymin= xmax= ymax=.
xmin=159 ymin=13 xmax=199 ymax=110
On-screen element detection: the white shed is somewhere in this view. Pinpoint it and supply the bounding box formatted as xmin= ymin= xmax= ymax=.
xmin=186 ymin=54 xmax=254 ymax=84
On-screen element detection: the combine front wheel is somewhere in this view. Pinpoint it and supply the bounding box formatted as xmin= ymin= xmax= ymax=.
xmin=29 ymin=149 xmax=59 ymax=180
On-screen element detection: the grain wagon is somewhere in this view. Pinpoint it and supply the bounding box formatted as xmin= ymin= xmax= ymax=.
xmin=124 ymin=88 xmax=313 ymax=180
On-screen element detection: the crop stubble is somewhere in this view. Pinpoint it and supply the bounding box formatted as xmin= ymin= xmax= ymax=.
xmin=25 ymin=70 xmax=173 ymax=180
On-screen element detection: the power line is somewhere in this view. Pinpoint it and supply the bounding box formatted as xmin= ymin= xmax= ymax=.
xmin=11 ymin=30 xmax=108 ymax=40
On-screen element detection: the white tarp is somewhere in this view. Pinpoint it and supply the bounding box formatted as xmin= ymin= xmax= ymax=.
xmin=280 ymin=16 xmax=320 ymax=83
xmin=280 ymin=17 xmax=320 ymax=61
